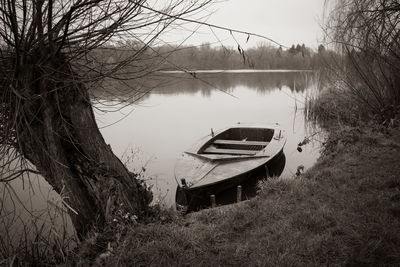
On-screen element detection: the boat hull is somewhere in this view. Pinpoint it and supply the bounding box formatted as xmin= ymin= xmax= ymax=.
xmin=176 ymin=151 xmax=286 ymax=212
xmin=174 ymin=123 xmax=286 ymax=212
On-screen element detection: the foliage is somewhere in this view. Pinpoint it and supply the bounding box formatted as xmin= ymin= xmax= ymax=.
xmin=154 ymin=42 xmax=327 ymax=71
xmin=321 ymin=0 xmax=400 ymax=123
xmin=86 ymin=42 xmax=331 ymax=72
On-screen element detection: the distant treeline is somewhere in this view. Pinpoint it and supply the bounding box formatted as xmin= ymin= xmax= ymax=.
xmin=156 ymin=43 xmax=328 ymax=71
xmin=88 ymin=43 xmax=331 ymax=74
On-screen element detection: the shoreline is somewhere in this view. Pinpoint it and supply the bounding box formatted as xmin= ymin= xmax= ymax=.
xmin=76 ymin=125 xmax=400 ymax=265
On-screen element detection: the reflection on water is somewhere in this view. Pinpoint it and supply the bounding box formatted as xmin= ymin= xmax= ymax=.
xmin=152 ymin=71 xmax=311 ymax=95
xmin=1 ymin=70 xmax=324 ymax=246
xmin=94 ymin=71 xmax=313 ymax=102
xmin=96 ymin=71 xmax=324 ymax=206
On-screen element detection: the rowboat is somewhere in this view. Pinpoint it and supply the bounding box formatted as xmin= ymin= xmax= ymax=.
xmin=175 ymin=123 xmax=286 ymax=211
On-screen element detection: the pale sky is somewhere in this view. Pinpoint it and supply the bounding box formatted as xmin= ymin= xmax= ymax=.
xmin=163 ymin=0 xmax=326 ymax=49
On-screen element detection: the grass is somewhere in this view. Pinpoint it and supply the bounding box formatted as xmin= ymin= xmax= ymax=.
xmin=71 ymin=125 xmax=400 ymax=266
xmin=0 ymin=183 xmax=78 ymax=266
xmin=5 ymin=85 xmax=400 ymax=265
xmin=305 ymin=80 xmax=400 ymax=130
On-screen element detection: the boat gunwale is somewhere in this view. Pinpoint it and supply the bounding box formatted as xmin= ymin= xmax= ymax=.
xmin=187 ymin=144 xmax=285 ymax=189
xmin=196 ymin=125 xmax=280 ymax=156
xmin=184 ymin=152 xmax=283 ymax=190
xmin=175 ymin=123 xmax=286 ymax=189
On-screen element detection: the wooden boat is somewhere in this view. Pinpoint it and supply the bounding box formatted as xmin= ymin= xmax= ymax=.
xmin=175 ymin=123 xmax=286 ymax=211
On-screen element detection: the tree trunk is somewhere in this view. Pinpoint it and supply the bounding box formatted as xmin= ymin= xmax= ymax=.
xmin=15 ymin=52 xmax=151 ymax=237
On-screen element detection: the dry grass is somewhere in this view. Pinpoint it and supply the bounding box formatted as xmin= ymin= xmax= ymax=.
xmin=72 ymin=126 xmax=400 ymax=266
xmin=0 ymin=192 xmax=78 ymax=266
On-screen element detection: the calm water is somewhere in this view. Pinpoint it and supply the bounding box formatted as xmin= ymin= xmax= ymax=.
xmin=96 ymin=70 xmax=324 ymax=205
xmin=0 ymin=70 xmax=324 ymax=243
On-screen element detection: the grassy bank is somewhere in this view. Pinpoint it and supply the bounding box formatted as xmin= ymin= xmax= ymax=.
xmin=70 ymin=124 xmax=400 ymax=266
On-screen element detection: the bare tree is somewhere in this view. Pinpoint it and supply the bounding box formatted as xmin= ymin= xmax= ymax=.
xmin=324 ymin=0 xmax=400 ymax=122
xmin=0 ymin=0 xmax=212 ymax=237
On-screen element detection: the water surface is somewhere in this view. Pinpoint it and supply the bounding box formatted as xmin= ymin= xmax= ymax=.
xmin=96 ymin=71 xmax=324 ymax=205
xmin=0 ymin=70 xmax=324 ymax=246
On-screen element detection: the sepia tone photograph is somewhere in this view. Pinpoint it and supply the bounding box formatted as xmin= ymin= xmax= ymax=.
xmin=0 ymin=0 xmax=399 ymax=265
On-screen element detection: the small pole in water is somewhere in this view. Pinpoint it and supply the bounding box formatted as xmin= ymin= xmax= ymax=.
xmin=237 ymin=185 xmax=242 ymax=202
xmin=181 ymin=178 xmax=187 ymax=188
xmin=210 ymin=194 xmax=216 ymax=208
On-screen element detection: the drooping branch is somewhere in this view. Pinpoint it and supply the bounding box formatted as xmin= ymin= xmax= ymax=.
xmin=323 ymin=0 xmax=400 ymax=121
xmin=136 ymin=2 xmax=288 ymax=48
xmin=0 ymin=0 xmax=219 ymax=236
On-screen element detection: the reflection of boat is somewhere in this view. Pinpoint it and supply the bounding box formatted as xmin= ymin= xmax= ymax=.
xmin=175 ymin=123 xmax=286 ymax=212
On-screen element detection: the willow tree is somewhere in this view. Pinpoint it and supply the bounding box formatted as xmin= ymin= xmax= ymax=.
xmin=324 ymin=0 xmax=400 ymax=122
xmin=0 ymin=0 xmax=211 ymax=237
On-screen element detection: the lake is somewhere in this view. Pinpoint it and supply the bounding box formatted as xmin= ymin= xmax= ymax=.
xmin=95 ymin=70 xmax=324 ymax=206
xmin=0 ymin=70 xmax=324 ymax=244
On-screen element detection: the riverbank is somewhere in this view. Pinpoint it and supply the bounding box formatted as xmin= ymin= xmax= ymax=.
xmin=74 ymin=125 xmax=400 ymax=266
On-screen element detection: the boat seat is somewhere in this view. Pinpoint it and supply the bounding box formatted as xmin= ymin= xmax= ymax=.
xmin=213 ymin=139 xmax=269 ymax=146
xmin=203 ymin=147 xmax=256 ymax=155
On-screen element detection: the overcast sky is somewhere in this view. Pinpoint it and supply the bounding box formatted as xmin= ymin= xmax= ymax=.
xmin=163 ymin=0 xmax=326 ymax=49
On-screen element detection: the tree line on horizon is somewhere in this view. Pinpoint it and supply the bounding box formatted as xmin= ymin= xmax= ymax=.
xmin=155 ymin=43 xmax=329 ymax=71
xmin=91 ymin=42 xmax=332 ymax=72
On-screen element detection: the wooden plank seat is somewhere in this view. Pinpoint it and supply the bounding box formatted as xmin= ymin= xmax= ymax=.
xmin=213 ymin=139 xmax=269 ymax=146
xmin=203 ymin=147 xmax=257 ymax=155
